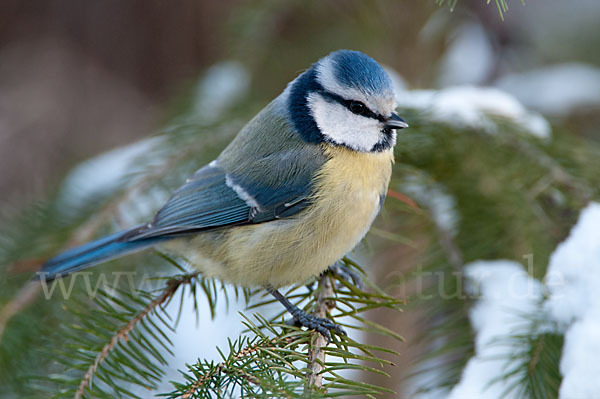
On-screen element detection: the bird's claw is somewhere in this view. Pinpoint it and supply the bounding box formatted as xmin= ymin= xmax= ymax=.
xmin=270 ymin=289 xmax=346 ymax=342
xmin=285 ymin=308 xmax=346 ymax=342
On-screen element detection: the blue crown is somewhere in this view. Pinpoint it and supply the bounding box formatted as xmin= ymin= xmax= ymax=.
xmin=328 ymin=50 xmax=393 ymax=95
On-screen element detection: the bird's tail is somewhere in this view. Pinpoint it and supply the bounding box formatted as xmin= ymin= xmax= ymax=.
xmin=38 ymin=226 xmax=164 ymax=281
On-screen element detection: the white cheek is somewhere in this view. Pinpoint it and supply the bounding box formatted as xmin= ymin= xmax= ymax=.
xmin=308 ymin=93 xmax=382 ymax=152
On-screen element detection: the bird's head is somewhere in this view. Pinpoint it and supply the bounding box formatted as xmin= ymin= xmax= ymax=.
xmin=287 ymin=49 xmax=408 ymax=153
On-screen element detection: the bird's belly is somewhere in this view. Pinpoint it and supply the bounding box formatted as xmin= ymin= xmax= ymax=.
xmin=163 ymin=147 xmax=393 ymax=288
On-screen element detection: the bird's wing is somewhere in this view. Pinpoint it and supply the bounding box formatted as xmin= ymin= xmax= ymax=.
xmin=125 ymin=148 xmax=324 ymax=240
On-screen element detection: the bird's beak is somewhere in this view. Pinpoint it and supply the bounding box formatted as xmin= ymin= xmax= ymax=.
xmin=384 ymin=113 xmax=409 ymax=130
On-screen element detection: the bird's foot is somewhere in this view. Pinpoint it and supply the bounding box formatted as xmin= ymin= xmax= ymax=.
xmin=285 ymin=306 xmax=346 ymax=342
xmin=269 ymin=289 xmax=346 ymax=342
xmin=327 ymin=262 xmax=365 ymax=290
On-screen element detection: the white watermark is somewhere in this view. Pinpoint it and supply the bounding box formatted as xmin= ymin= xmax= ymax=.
xmin=36 ymin=271 xmax=167 ymax=300
xmin=34 ymin=253 xmax=567 ymax=302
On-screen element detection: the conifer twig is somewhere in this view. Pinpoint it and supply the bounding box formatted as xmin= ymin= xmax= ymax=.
xmin=74 ymin=274 xmax=196 ymax=399
xmin=506 ymin=139 xmax=592 ymax=204
xmin=180 ymin=336 xmax=293 ymax=398
xmin=306 ymin=273 xmax=336 ymax=389
xmin=180 ymin=347 xmax=247 ymax=398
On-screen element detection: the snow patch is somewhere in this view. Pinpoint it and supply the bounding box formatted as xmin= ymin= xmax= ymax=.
xmin=396 ymin=86 xmax=551 ymax=139
xmin=193 ymin=61 xmax=250 ymax=123
xmin=448 ymin=260 xmax=543 ymax=399
xmin=58 ymin=137 xmax=163 ymax=211
xmin=543 ymin=202 xmax=600 ymax=397
xmin=447 ymin=203 xmax=600 ymax=398
xmin=437 ymin=22 xmax=495 ymax=87
xmin=495 ymin=63 xmax=600 ymax=117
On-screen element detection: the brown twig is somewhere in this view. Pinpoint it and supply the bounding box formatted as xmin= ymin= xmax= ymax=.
xmin=74 ymin=274 xmax=196 ymax=399
xmin=181 ymin=360 xmax=225 ymax=398
xmin=306 ymin=273 xmax=336 ymax=389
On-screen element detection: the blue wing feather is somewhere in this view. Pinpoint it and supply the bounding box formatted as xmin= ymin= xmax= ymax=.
xmin=40 ymin=227 xmax=164 ymax=280
xmin=40 ymin=157 xmax=317 ymax=279
xmin=128 ymin=157 xmax=316 ymax=239
xmin=128 ymin=165 xmax=251 ymax=238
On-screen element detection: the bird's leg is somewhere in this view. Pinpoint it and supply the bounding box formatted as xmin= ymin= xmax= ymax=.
xmin=269 ymin=289 xmax=346 ymax=342
xmin=305 ymin=282 xmax=315 ymax=294
xmin=327 ymin=261 xmax=365 ymax=290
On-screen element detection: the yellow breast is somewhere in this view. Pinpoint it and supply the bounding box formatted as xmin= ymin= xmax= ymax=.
xmin=166 ymin=145 xmax=394 ymax=288
xmin=305 ymin=145 xmax=394 ymax=271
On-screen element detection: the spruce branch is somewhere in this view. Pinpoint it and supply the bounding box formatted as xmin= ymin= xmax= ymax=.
xmin=306 ymin=273 xmax=335 ymax=389
xmin=170 ymin=319 xmax=309 ymax=399
xmin=169 ymin=260 xmax=403 ymax=398
xmin=179 ymin=335 xmax=295 ymax=399
xmin=489 ymin=317 xmax=563 ymax=399
xmin=507 ymin=138 xmax=593 ymax=205
xmin=72 ymin=272 xmax=198 ymax=399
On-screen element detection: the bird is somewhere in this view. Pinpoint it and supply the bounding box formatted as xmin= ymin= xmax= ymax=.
xmin=39 ymin=49 xmax=408 ymax=339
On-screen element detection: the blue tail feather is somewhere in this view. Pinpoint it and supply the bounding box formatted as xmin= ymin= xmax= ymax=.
xmin=39 ymin=226 xmax=164 ymax=281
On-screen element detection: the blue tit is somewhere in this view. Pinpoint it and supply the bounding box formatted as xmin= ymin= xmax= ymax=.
xmin=40 ymin=49 xmax=408 ymax=338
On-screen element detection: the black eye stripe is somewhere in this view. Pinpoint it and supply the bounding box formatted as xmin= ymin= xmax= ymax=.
xmin=319 ymin=90 xmax=386 ymax=122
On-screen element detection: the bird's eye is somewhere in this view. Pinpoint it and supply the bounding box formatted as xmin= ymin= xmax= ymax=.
xmin=349 ymin=101 xmax=366 ymax=115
